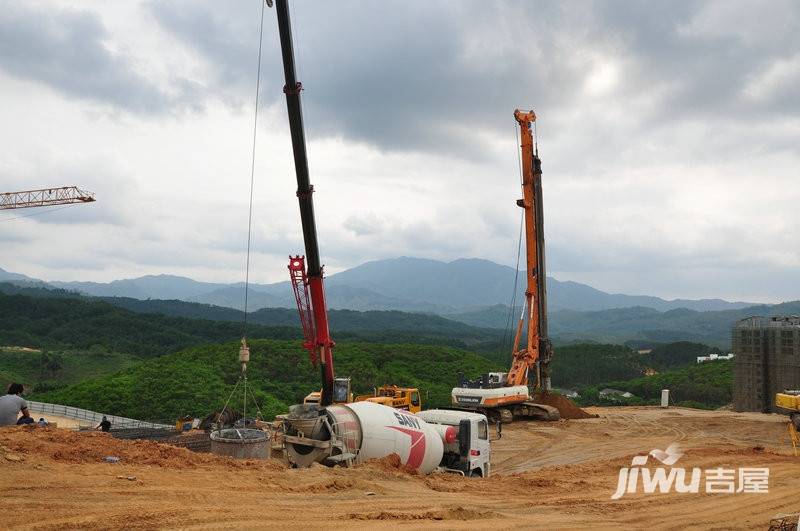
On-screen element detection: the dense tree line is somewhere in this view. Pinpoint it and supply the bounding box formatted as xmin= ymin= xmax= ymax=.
xmin=0 ymin=292 xmax=303 ymax=358
xmin=646 ymin=341 xmax=722 ymax=369
xmin=550 ymin=343 xmax=646 ymax=388
xmin=577 ymin=360 xmax=733 ymax=408
xmin=35 ymin=339 xmax=500 ymax=421
xmin=1 ymin=286 xmax=736 ymax=417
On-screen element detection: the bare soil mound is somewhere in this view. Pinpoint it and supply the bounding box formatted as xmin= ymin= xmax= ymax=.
xmin=357 ymin=453 xmax=420 ymax=476
xmin=0 ymin=426 xmax=284 ymax=470
xmin=532 ymin=391 xmax=598 ymax=419
xmin=0 ymin=407 xmax=796 ymax=530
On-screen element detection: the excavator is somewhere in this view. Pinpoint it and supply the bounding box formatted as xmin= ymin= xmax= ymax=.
xmin=451 ymin=109 xmax=585 ymax=423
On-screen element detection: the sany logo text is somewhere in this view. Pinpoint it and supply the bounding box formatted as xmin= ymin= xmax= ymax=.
xmin=611 ymin=444 xmax=769 ymax=500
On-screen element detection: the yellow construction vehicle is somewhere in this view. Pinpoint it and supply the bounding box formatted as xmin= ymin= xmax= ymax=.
xmin=776 ymin=391 xmax=800 ymax=456
xmin=354 ymin=385 xmax=422 ymax=413
xmin=304 ymin=383 xmax=421 ymax=413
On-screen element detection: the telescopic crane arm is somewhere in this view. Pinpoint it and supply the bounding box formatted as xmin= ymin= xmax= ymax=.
xmin=507 ymin=109 xmax=552 ymax=390
xmin=273 ymin=0 xmax=336 ymax=406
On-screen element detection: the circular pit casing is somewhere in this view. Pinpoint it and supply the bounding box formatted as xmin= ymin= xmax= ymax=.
xmin=210 ymin=428 xmax=269 ymax=460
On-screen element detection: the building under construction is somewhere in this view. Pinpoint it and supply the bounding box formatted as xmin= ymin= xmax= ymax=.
xmin=733 ymin=316 xmax=800 ymax=412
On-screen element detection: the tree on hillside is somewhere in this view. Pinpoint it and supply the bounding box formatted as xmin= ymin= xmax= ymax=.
xmin=38 ymin=351 xmax=63 ymax=379
xmin=646 ymin=341 xmax=721 ymax=370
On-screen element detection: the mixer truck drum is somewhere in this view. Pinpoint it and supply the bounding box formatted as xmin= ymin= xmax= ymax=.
xmin=284 ymin=404 xmax=335 ymax=467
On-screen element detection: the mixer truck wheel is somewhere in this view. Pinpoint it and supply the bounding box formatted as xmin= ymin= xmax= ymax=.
xmin=468 ymin=468 xmax=483 ymax=478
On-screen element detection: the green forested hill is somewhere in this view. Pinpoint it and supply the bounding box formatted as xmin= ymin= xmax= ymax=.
xmin=452 ymin=302 xmax=800 ymax=348
xmin=7 ymin=280 xmax=785 ymax=350
xmin=0 ymin=285 xmax=506 ymax=355
xmin=0 ymin=291 xmax=299 ymax=358
xmin=100 ymin=298 xmax=506 ymax=352
xmin=1 ymin=284 xmax=735 ymax=416
xmin=646 ymin=341 xmax=722 ymax=369
xmin=577 ymin=360 xmax=733 ymax=408
xmin=550 ymin=343 xmax=646 ymax=388
xmin=34 ymin=339 xmax=501 ymax=421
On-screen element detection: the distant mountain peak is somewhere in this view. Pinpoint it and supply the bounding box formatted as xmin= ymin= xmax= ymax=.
xmin=1 ymin=258 xmax=758 ymax=315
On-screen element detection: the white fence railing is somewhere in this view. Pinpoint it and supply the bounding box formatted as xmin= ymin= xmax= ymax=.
xmin=27 ymin=401 xmax=171 ymax=430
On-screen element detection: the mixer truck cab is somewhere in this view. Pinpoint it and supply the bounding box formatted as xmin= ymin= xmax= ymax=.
xmin=417 ymin=409 xmax=493 ymax=478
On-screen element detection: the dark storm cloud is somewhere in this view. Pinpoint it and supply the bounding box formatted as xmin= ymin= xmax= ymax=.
xmin=3 ymin=0 xmax=798 ymax=301
xmin=145 ymin=0 xmax=800 ymax=155
xmin=147 ymin=0 xmax=583 ymax=155
xmin=0 ymin=4 xmax=178 ymax=113
xmin=146 ymin=0 xmax=267 ymax=90
xmin=592 ymin=0 xmax=800 ymax=119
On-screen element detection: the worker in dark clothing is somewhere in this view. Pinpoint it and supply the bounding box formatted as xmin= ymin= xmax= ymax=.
xmin=96 ymin=416 xmax=111 ymax=432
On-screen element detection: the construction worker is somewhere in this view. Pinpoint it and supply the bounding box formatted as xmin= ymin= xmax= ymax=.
xmin=0 ymin=383 xmax=31 ymax=427
xmin=96 ymin=416 xmax=111 ymax=432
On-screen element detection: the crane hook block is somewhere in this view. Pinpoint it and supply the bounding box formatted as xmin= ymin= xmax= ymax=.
xmin=239 ymin=338 xmax=250 ymax=365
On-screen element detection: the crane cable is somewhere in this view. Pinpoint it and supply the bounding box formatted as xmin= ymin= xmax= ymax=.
xmin=500 ymin=211 xmax=524 ymax=359
xmin=0 ymin=204 xmax=78 ymax=223
xmin=223 ymin=0 xmax=267 ymax=429
xmin=242 ymin=0 xmax=266 ymax=337
xmin=500 ymin=123 xmax=527 ymax=361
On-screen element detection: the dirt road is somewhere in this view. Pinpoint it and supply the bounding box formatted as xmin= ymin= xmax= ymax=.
xmin=1 ymin=406 xmax=798 ymax=530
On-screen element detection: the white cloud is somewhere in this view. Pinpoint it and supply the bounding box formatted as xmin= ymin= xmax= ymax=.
xmin=0 ymin=0 xmax=798 ymax=303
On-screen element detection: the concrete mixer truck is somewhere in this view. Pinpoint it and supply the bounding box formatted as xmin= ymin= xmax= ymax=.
xmin=282 ymin=400 xmax=493 ymax=477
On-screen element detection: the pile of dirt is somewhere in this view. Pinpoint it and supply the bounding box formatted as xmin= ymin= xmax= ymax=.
xmin=357 ymin=453 xmax=419 ymax=476
xmin=0 ymin=426 xmax=284 ymax=470
xmin=532 ymin=392 xmax=598 ymax=419
xmin=1 ymin=407 xmax=796 ymax=530
xmin=345 ymin=506 xmax=496 ymax=521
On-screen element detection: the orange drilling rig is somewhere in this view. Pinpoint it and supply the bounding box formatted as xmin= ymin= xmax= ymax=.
xmin=451 ymin=109 xmax=586 ymax=423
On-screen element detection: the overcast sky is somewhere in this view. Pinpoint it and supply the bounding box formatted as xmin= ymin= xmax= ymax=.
xmin=1 ymin=0 xmax=798 ymax=302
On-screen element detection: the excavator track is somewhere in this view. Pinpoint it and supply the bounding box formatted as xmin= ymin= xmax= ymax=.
xmin=519 ymin=402 xmax=560 ymax=421
xmin=475 ymin=403 xmax=560 ymax=424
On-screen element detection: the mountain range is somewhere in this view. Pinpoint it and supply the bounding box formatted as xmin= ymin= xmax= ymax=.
xmin=0 ymin=257 xmax=758 ymax=316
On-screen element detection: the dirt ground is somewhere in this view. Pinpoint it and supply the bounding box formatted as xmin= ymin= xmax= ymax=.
xmin=1 ymin=406 xmax=799 ymax=530
xmin=26 ymin=413 xmax=94 ymax=430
